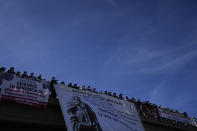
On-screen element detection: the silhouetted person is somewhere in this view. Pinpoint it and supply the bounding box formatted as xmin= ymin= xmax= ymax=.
xmin=21 ymin=71 xmax=28 ymax=78
xmin=81 ymin=85 xmax=85 ymax=90
xmin=183 ymin=112 xmax=188 ymax=117
xmin=16 ymin=71 xmax=20 ymax=76
xmin=73 ymin=83 xmax=79 ymax=89
xmin=29 ymin=73 xmax=34 ymax=79
xmin=92 ymin=88 xmax=98 ymax=93
xmin=125 ymin=96 xmax=129 ymax=100
xmin=50 ymin=77 xmax=57 ymax=98
xmin=8 ymin=67 xmax=15 ymax=74
xmin=118 ymin=93 xmax=123 ymax=99
xmin=68 ymin=82 xmax=73 ymax=87
xmin=113 ymin=93 xmax=118 ymax=98
xmin=0 ymin=67 xmax=6 ymax=72
xmin=136 ymin=99 xmax=142 ymax=113
xmin=61 ymin=81 xmax=65 ymax=85
xmin=87 ymin=86 xmax=91 ymax=91
xmin=38 ymin=74 xmax=42 ymax=80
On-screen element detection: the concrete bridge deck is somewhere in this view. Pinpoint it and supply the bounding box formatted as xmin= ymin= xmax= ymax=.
xmin=0 ymin=98 xmax=196 ymax=131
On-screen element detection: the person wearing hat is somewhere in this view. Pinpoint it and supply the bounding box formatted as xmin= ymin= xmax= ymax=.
xmin=29 ymin=73 xmax=34 ymax=77
xmin=68 ymin=82 xmax=73 ymax=87
xmin=8 ymin=67 xmax=15 ymax=74
xmin=104 ymin=91 xmax=108 ymax=95
xmin=87 ymin=85 xmax=92 ymax=91
xmin=112 ymin=93 xmax=118 ymax=98
xmin=51 ymin=77 xmax=57 ymax=83
xmin=60 ymin=81 xmax=65 ymax=85
xmin=29 ymin=73 xmax=34 ymax=80
xmin=118 ymin=93 xmax=123 ymax=99
xmin=38 ymin=74 xmax=42 ymax=80
xmin=21 ymin=71 xmax=28 ymax=78
xmin=93 ymin=88 xmax=98 ymax=93
xmin=73 ymin=83 xmax=78 ymax=89
xmin=0 ymin=67 xmax=6 ymax=72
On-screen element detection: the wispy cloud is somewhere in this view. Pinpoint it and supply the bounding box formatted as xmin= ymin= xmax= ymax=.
xmin=103 ymin=41 xmax=197 ymax=77
xmin=140 ymin=49 xmax=197 ymax=74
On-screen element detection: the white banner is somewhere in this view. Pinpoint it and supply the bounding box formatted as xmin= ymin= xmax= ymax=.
xmin=55 ymin=84 xmax=145 ymax=131
xmin=158 ymin=108 xmax=193 ymax=124
xmin=0 ymin=70 xmax=3 ymax=101
xmin=0 ymin=72 xmax=50 ymax=108
xmin=192 ymin=117 xmax=197 ymax=127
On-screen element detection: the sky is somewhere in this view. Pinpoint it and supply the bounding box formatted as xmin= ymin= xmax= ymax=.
xmin=0 ymin=0 xmax=197 ymax=118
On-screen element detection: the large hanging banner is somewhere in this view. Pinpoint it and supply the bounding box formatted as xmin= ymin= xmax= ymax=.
xmin=55 ymin=84 xmax=145 ymax=131
xmin=0 ymin=70 xmax=4 ymax=101
xmin=0 ymin=72 xmax=50 ymax=108
xmin=158 ymin=108 xmax=193 ymax=125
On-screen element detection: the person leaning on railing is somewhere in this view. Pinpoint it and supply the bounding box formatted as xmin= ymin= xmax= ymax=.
xmin=92 ymin=88 xmax=98 ymax=93
xmin=81 ymin=85 xmax=85 ymax=90
xmin=16 ymin=71 xmax=21 ymax=77
xmin=50 ymin=77 xmax=57 ymax=98
xmin=125 ymin=96 xmax=129 ymax=101
xmin=0 ymin=67 xmax=6 ymax=72
xmin=38 ymin=74 xmax=42 ymax=80
xmin=73 ymin=83 xmax=80 ymax=89
xmin=29 ymin=73 xmax=35 ymax=80
xmin=60 ymin=81 xmax=65 ymax=85
xmin=136 ymin=99 xmax=143 ymax=116
xmin=68 ymin=82 xmax=72 ymax=87
xmin=87 ymin=85 xmax=92 ymax=91
xmin=21 ymin=71 xmax=28 ymax=78
xmin=7 ymin=67 xmax=15 ymax=74
xmin=112 ymin=93 xmax=118 ymax=98
xmin=118 ymin=93 xmax=123 ymax=99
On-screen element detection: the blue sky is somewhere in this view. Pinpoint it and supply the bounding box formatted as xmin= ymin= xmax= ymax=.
xmin=0 ymin=0 xmax=197 ymax=117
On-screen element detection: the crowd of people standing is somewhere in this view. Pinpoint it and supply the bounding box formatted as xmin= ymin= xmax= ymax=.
xmin=1 ymin=66 xmax=197 ymax=128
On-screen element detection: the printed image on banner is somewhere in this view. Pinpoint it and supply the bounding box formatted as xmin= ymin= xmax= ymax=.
xmin=158 ymin=108 xmax=193 ymax=125
xmin=55 ymin=84 xmax=145 ymax=131
xmin=0 ymin=72 xmax=50 ymax=108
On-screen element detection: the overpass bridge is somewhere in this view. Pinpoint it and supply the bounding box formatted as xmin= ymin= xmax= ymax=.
xmin=0 ymin=97 xmax=196 ymax=131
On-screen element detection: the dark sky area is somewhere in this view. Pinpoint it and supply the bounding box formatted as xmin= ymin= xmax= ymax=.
xmin=0 ymin=0 xmax=197 ymax=117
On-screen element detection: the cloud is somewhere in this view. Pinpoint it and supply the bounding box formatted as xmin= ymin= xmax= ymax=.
xmin=140 ymin=49 xmax=197 ymax=74
xmin=150 ymin=78 xmax=197 ymax=117
xmin=102 ymin=40 xmax=197 ymax=77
